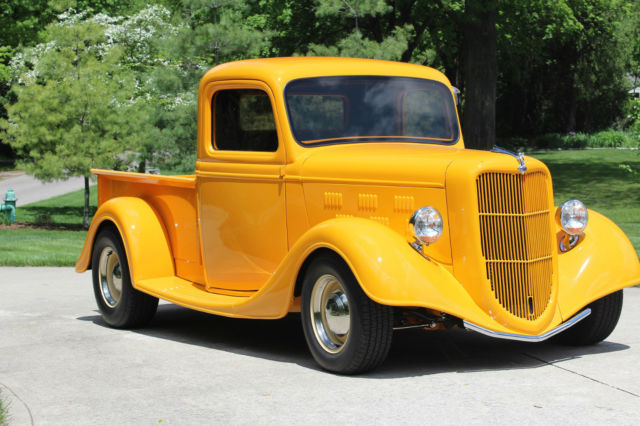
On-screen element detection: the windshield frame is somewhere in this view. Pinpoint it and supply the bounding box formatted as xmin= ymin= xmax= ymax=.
xmin=284 ymin=75 xmax=461 ymax=147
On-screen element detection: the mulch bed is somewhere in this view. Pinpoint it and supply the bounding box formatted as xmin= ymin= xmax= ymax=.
xmin=0 ymin=222 xmax=85 ymax=231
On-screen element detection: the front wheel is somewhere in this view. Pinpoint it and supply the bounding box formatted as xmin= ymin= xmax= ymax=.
xmin=554 ymin=290 xmax=623 ymax=345
xmin=300 ymin=254 xmax=393 ymax=374
xmin=91 ymin=227 xmax=158 ymax=328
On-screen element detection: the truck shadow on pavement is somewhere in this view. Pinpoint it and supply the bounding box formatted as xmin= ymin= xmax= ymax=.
xmin=78 ymin=303 xmax=630 ymax=378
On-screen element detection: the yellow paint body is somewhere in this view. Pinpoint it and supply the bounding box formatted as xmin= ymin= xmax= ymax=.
xmin=76 ymin=57 xmax=640 ymax=336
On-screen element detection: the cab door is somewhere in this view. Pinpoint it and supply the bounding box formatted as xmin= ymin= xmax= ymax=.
xmin=196 ymin=81 xmax=287 ymax=293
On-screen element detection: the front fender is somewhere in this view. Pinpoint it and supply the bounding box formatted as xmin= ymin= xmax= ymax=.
xmin=249 ymin=217 xmax=514 ymax=330
xmin=75 ymin=197 xmax=175 ymax=285
xmin=557 ymin=209 xmax=640 ymax=319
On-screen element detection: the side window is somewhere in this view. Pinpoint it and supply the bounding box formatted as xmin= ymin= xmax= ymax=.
xmin=213 ymin=89 xmax=278 ymax=152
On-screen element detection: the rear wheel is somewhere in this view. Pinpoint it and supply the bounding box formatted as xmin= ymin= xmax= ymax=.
xmin=300 ymin=254 xmax=393 ymax=374
xmin=555 ymin=290 xmax=623 ymax=345
xmin=92 ymin=227 xmax=158 ymax=328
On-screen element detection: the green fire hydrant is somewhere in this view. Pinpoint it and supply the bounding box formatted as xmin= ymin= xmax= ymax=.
xmin=0 ymin=189 xmax=17 ymax=224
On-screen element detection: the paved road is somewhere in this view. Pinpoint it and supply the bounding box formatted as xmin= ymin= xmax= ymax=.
xmin=1 ymin=267 xmax=639 ymax=425
xmin=0 ymin=172 xmax=85 ymax=206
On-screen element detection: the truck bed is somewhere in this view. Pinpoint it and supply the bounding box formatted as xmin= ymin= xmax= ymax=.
xmin=93 ymin=169 xmax=204 ymax=284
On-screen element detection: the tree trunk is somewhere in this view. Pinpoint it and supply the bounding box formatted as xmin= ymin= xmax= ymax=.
xmin=462 ymin=0 xmax=497 ymax=150
xmin=83 ymin=176 xmax=90 ymax=230
xmin=566 ymin=72 xmax=577 ymax=132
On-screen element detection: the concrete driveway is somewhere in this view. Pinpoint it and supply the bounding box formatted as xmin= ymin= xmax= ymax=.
xmin=0 ymin=172 xmax=85 ymax=206
xmin=1 ymin=267 xmax=639 ymax=425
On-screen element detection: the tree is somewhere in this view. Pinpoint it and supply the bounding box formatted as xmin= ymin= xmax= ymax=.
xmin=628 ymin=2 xmax=640 ymax=86
xmin=98 ymin=5 xmax=193 ymax=173
xmin=171 ymin=0 xmax=272 ymax=67
xmin=0 ymin=0 xmax=150 ymax=149
xmin=462 ymin=0 xmax=497 ymax=150
xmin=123 ymin=0 xmax=274 ymax=174
xmin=1 ymin=15 xmax=150 ymax=228
xmin=0 ymin=0 xmax=57 ymax=153
xmin=496 ymin=0 xmax=634 ymax=136
xmin=291 ymin=0 xmax=463 ymax=64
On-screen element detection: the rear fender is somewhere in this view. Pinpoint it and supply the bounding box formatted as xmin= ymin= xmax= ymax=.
xmin=75 ymin=197 xmax=175 ymax=285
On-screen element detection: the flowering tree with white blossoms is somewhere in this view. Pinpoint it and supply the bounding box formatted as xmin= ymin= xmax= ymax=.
xmin=1 ymin=2 xmax=274 ymax=228
xmin=1 ymin=6 xmax=176 ymax=228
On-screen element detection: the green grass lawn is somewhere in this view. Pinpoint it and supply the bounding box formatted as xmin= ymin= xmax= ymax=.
xmin=0 ymin=389 xmax=9 ymax=426
xmin=531 ymin=149 xmax=640 ymax=257
xmin=16 ymin=186 xmax=97 ymax=227
xmin=0 ymin=229 xmax=89 ymax=266
xmin=0 ymin=186 xmax=96 ymax=266
xmin=0 ymin=149 xmax=638 ymax=266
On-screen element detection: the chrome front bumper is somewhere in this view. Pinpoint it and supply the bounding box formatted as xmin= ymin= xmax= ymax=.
xmin=463 ymin=308 xmax=591 ymax=342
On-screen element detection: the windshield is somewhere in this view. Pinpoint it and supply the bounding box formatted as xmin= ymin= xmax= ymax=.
xmin=285 ymin=76 xmax=459 ymax=146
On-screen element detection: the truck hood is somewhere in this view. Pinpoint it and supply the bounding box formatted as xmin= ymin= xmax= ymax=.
xmin=298 ymin=143 xmax=527 ymax=187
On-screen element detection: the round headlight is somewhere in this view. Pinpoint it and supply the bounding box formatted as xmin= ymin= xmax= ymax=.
xmin=410 ymin=206 xmax=443 ymax=245
xmin=558 ymin=200 xmax=588 ymax=235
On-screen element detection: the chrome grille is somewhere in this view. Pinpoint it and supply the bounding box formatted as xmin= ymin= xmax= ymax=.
xmin=477 ymin=172 xmax=554 ymax=319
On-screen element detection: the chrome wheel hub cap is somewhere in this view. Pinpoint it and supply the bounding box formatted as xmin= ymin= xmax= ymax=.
xmin=98 ymin=247 xmax=123 ymax=308
xmin=310 ymin=274 xmax=351 ymax=354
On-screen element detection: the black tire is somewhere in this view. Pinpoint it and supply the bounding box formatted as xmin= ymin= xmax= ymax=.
xmin=300 ymin=254 xmax=393 ymax=374
xmin=91 ymin=227 xmax=158 ymax=328
xmin=554 ymin=290 xmax=623 ymax=345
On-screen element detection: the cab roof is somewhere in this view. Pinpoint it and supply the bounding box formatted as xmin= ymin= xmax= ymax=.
xmin=199 ymin=57 xmax=453 ymax=89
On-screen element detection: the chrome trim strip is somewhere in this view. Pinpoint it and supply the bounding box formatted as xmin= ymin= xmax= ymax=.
xmin=463 ymin=308 xmax=591 ymax=342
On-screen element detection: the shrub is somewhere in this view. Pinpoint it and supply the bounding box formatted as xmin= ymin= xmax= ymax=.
xmin=627 ymin=98 xmax=640 ymax=126
xmin=587 ymin=130 xmax=637 ymax=148
xmin=498 ymin=130 xmax=640 ymax=150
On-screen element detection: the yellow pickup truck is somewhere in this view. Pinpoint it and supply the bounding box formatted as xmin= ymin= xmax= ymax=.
xmin=76 ymin=57 xmax=640 ymax=374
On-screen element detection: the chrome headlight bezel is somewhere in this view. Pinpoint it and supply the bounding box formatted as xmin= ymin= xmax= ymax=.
xmin=409 ymin=206 xmax=443 ymax=245
xmin=557 ymin=199 xmax=588 ymax=236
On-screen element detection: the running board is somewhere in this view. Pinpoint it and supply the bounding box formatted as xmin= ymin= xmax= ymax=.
xmin=463 ymin=308 xmax=591 ymax=342
xmin=135 ymin=276 xmax=252 ymax=317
